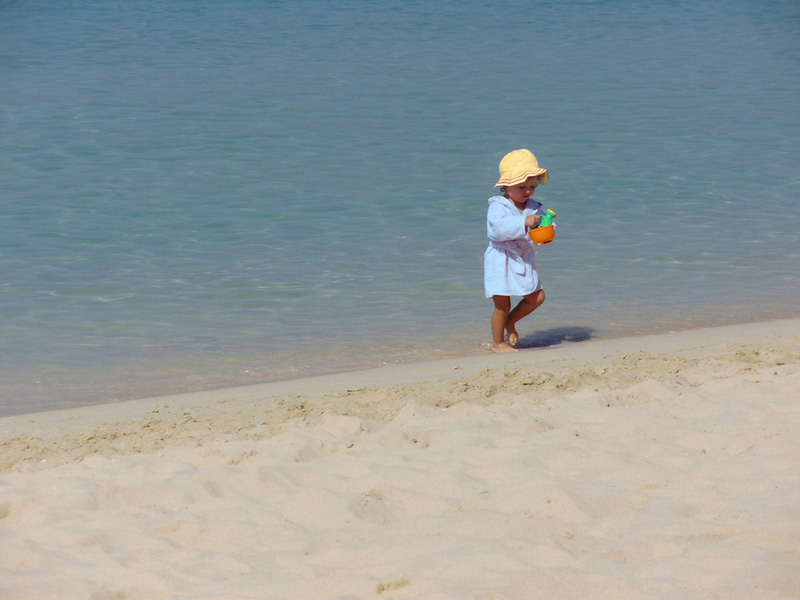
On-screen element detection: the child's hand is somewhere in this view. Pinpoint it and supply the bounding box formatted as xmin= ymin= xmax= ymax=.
xmin=525 ymin=214 xmax=541 ymax=229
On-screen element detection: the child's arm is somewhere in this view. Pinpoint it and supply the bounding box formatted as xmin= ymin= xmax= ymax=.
xmin=487 ymin=204 xmax=541 ymax=242
xmin=487 ymin=203 xmax=524 ymax=242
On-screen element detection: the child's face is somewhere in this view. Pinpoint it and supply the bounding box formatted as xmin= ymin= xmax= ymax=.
xmin=504 ymin=176 xmax=540 ymax=205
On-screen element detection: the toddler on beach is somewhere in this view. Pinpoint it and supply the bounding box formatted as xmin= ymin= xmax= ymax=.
xmin=484 ymin=149 xmax=550 ymax=353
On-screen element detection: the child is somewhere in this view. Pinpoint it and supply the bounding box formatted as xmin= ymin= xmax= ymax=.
xmin=484 ymin=149 xmax=550 ymax=353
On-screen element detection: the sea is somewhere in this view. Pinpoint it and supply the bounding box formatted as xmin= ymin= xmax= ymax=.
xmin=2 ymin=0 xmax=799 ymax=416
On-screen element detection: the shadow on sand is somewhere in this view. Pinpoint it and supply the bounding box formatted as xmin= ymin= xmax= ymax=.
xmin=517 ymin=326 xmax=597 ymax=349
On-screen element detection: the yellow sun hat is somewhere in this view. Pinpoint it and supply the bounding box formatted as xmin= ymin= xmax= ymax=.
xmin=495 ymin=149 xmax=549 ymax=187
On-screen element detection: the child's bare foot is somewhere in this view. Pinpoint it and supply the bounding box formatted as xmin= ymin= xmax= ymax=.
xmin=507 ymin=326 xmax=519 ymax=346
xmin=492 ymin=342 xmax=519 ymax=353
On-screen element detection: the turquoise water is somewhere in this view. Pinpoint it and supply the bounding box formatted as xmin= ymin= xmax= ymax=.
xmin=2 ymin=1 xmax=799 ymax=415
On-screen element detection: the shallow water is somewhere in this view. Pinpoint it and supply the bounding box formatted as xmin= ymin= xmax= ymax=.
xmin=2 ymin=0 xmax=799 ymax=415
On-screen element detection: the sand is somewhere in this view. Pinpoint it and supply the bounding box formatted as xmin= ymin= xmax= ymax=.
xmin=1 ymin=319 xmax=799 ymax=600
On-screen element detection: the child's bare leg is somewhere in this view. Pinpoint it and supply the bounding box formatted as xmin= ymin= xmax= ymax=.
xmin=490 ymin=295 xmax=518 ymax=353
xmin=506 ymin=289 xmax=546 ymax=346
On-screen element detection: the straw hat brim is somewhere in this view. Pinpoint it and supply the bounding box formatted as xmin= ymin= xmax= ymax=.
xmin=495 ymin=168 xmax=549 ymax=187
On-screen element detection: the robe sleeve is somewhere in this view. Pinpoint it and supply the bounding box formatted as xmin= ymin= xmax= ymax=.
xmin=487 ymin=202 xmax=526 ymax=242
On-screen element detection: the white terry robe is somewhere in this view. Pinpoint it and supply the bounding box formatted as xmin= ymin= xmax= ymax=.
xmin=483 ymin=195 xmax=544 ymax=298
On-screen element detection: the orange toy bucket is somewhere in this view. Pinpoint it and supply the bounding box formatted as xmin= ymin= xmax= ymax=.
xmin=529 ymin=224 xmax=555 ymax=245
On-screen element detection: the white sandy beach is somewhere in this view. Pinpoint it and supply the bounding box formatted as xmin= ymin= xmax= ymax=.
xmin=1 ymin=319 xmax=799 ymax=600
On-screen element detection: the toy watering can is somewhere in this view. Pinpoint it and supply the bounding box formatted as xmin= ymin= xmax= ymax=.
xmin=529 ymin=209 xmax=557 ymax=245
